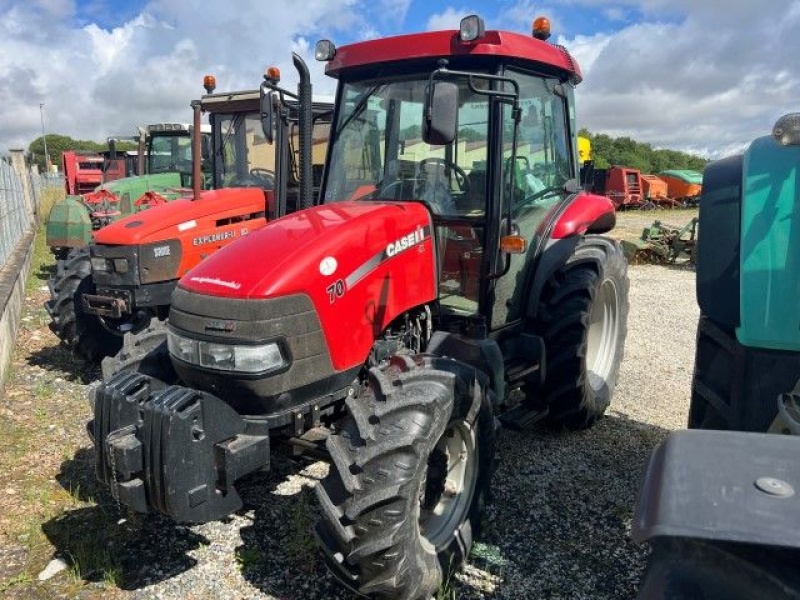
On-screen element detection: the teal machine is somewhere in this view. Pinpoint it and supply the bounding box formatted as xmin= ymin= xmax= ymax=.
xmin=690 ymin=113 xmax=800 ymax=431
xmin=632 ymin=115 xmax=800 ymax=600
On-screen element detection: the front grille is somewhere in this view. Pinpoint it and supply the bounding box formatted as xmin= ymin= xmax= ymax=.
xmin=90 ymin=244 xmax=140 ymax=287
xmin=169 ymin=289 xmax=337 ymax=413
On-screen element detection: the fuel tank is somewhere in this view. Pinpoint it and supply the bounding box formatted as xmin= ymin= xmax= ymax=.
xmin=175 ymin=201 xmax=438 ymax=372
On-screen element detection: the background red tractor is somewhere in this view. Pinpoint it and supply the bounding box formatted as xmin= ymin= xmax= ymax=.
xmin=91 ymin=15 xmax=629 ymax=599
xmin=46 ymin=59 xmax=331 ymax=362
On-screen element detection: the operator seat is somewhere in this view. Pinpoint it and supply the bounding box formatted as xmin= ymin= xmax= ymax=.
xmin=462 ymin=170 xmax=487 ymax=213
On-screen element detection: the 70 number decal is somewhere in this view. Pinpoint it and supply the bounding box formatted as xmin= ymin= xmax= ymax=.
xmin=326 ymin=279 xmax=346 ymax=304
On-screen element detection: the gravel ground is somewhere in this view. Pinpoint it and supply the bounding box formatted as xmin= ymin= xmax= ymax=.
xmin=0 ymin=258 xmax=699 ymax=599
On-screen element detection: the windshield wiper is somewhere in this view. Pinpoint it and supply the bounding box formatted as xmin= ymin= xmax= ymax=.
xmin=335 ymin=84 xmax=383 ymax=137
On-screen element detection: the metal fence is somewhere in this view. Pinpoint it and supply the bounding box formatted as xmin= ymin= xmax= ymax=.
xmin=31 ymin=171 xmax=64 ymax=209
xmin=0 ymin=161 xmax=31 ymax=270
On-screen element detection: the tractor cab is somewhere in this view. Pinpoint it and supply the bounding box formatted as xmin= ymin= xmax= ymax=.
xmin=141 ymin=123 xmax=210 ymax=186
xmin=316 ymin=15 xmax=594 ymax=330
xmin=202 ymin=81 xmax=331 ymax=217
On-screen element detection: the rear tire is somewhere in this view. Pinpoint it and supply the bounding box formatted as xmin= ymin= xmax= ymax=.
xmin=100 ymin=319 xmax=178 ymax=385
xmin=45 ymin=247 xmax=122 ymax=362
xmin=531 ymin=237 xmax=629 ymax=429
xmin=689 ymin=316 xmax=800 ymax=431
xmin=638 ymin=537 xmax=800 ymax=599
xmin=315 ymin=355 xmax=494 ymax=600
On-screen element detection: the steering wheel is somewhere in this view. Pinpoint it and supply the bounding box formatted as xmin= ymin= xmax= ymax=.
xmin=249 ymin=168 xmax=276 ymax=189
xmin=417 ymin=158 xmax=470 ymax=194
xmin=519 ymin=185 xmax=564 ymax=208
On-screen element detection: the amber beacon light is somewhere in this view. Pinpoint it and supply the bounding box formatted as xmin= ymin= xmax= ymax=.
xmin=532 ymin=16 xmax=551 ymax=40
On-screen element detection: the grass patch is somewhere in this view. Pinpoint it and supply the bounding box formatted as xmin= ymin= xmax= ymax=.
xmin=38 ymin=186 xmax=65 ymax=224
xmin=235 ymin=546 xmax=263 ymax=572
xmin=0 ymin=573 xmax=31 ymax=593
xmin=66 ymin=542 xmax=122 ymax=587
xmin=26 ymin=223 xmax=58 ymax=292
xmin=285 ymin=489 xmax=318 ymax=571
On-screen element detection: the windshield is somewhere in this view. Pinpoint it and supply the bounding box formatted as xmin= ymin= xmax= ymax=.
xmin=324 ymin=76 xmax=491 ymax=217
xmin=147 ymin=133 xmax=194 ymax=175
xmin=215 ymin=112 xmax=276 ymax=190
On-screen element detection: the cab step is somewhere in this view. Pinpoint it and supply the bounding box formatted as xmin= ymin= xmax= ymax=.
xmin=499 ymin=403 xmax=549 ymax=430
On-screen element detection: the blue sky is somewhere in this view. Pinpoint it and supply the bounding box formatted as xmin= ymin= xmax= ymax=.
xmin=1 ymin=0 xmax=798 ymax=158
xmin=72 ymin=0 xmax=660 ymax=42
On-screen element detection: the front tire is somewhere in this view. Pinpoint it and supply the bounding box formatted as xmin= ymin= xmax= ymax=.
xmin=532 ymin=237 xmax=629 ymax=429
xmin=100 ymin=318 xmax=178 ymax=385
xmin=315 ymin=355 xmax=494 ymax=600
xmin=45 ymin=247 xmax=123 ymax=362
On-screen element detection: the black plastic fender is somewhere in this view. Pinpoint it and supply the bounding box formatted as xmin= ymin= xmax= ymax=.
xmin=632 ymin=429 xmax=800 ymax=549
xmin=525 ymin=234 xmax=619 ymax=321
xmin=695 ymin=154 xmax=743 ymax=329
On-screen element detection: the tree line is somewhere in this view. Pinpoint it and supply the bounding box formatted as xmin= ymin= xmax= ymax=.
xmin=27 ymin=128 xmax=708 ymax=176
xmin=28 ymin=135 xmax=136 ymax=172
xmin=579 ymin=128 xmax=707 ymax=174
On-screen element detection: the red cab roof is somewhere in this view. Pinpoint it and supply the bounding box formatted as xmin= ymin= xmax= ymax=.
xmin=325 ymin=29 xmax=581 ymax=82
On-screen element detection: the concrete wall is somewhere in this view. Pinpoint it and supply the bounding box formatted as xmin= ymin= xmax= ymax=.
xmin=0 ymin=233 xmax=34 ymax=391
xmin=0 ymin=151 xmax=37 ymax=392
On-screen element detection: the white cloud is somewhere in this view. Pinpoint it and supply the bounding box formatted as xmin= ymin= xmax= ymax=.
xmin=0 ymin=0 xmax=370 ymax=150
xmin=559 ymin=0 xmax=800 ymax=157
xmin=426 ymin=7 xmax=474 ymax=31
xmin=3 ymin=0 xmax=800 ymax=161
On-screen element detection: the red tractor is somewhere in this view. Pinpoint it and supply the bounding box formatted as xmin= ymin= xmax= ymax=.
xmin=91 ymin=15 xmax=629 ymax=599
xmin=47 ymin=58 xmax=332 ymax=362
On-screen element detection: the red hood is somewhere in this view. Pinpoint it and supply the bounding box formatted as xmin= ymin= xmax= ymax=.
xmin=92 ymin=188 xmax=269 ymax=245
xmin=179 ymin=201 xmax=434 ymax=300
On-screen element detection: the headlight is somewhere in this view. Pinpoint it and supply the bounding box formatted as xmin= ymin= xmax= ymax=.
xmin=113 ymin=258 xmax=129 ymax=273
xmin=167 ymin=330 xmax=286 ymax=374
xmin=90 ymin=257 xmax=109 ymax=272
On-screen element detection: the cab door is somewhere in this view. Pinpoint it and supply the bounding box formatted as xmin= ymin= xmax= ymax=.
xmin=489 ymin=70 xmax=575 ymax=330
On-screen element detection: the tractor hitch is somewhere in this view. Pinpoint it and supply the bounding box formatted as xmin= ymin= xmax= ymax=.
xmin=90 ymin=371 xmax=270 ymax=523
xmin=83 ymin=292 xmax=130 ymax=319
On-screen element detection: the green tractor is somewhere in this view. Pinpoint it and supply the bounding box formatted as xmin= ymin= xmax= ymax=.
xmin=633 ymin=113 xmax=800 ymax=598
xmin=45 ymin=122 xmax=212 ymax=261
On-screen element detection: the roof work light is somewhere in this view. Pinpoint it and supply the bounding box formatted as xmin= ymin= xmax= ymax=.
xmin=532 ymin=16 xmax=551 ymax=40
xmin=265 ymin=66 xmax=281 ymax=84
xmin=459 ymin=14 xmax=486 ymax=42
xmin=773 ymin=113 xmax=800 ymax=146
xmin=315 ymin=39 xmax=336 ymax=61
xmin=203 ymin=74 xmax=216 ymax=94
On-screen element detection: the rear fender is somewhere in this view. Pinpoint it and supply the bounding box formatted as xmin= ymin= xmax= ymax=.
xmin=632 ymin=429 xmax=800 ymax=549
xmin=524 ymin=235 xmax=618 ymax=320
xmin=550 ymin=192 xmax=616 ymax=239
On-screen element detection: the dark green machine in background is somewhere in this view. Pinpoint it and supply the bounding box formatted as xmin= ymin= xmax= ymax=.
xmin=45 ymin=123 xmax=211 ymax=260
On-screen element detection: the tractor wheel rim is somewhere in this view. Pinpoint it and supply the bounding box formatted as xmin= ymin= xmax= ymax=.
xmin=419 ymin=421 xmax=478 ymax=551
xmin=586 ymin=277 xmax=620 ymax=392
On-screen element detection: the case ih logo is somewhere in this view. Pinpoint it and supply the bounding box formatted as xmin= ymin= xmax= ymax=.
xmin=385 ymin=227 xmax=426 ymax=258
xmin=204 ymin=320 xmax=236 ymax=332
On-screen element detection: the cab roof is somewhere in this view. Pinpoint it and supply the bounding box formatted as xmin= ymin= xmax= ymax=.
xmin=325 ymin=29 xmax=581 ymax=82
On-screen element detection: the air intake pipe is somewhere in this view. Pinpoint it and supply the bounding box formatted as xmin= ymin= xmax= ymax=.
xmin=293 ymin=52 xmax=313 ymax=210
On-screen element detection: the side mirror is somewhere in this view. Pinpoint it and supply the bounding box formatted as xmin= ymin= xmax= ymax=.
xmin=423 ymin=81 xmax=458 ymax=145
xmin=260 ymin=89 xmax=276 ymax=144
